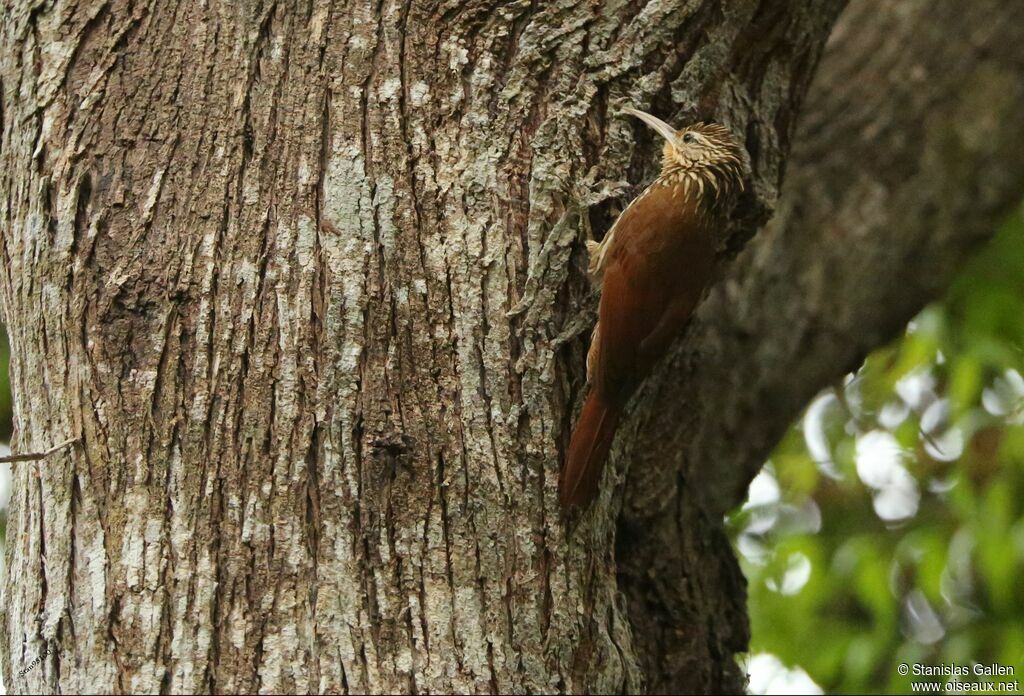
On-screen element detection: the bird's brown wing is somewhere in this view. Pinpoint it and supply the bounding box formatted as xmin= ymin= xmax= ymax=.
xmin=591 ymin=245 xmax=666 ymax=403
xmin=564 ymin=183 xmax=713 ymax=511
xmin=562 ymin=247 xmax=664 ymax=510
xmin=593 ymin=184 xmax=715 ymax=396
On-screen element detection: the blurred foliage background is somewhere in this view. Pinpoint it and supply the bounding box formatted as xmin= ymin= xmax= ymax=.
xmin=0 ymin=210 xmax=1021 ymax=692
xmin=733 ymin=206 xmax=1024 ymax=694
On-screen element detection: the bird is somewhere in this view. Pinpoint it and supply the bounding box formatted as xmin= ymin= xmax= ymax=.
xmin=559 ymin=107 xmax=747 ymax=511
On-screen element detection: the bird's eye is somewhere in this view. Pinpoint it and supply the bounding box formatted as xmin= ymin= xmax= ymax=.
xmin=682 ymin=133 xmax=696 ymax=144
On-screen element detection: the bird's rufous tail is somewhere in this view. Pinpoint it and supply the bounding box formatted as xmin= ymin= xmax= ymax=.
xmin=559 ymin=392 xmax=621 ymax=510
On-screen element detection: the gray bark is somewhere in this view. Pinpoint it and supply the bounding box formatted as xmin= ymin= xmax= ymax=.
xmin=1 ymin=0 xmax=1021 ymax=694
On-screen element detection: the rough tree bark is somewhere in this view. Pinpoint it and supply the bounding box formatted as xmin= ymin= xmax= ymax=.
xmin=617 ymin=0 xmax=1024 ymax=689
xmin=1 ymin=1 xmax=1023 ymax=695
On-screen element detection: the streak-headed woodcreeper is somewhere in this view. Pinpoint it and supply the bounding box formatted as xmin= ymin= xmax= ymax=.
xmin=559 ymin=108 xmax=747 ymax=511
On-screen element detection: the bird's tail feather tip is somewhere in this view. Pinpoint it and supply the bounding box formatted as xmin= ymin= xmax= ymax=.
xmin=559 ymin=394 xmax=621 ymax=511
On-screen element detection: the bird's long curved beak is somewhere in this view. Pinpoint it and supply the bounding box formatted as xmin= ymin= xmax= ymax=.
xmin=622 ymin=107 xmax=677 ymax=143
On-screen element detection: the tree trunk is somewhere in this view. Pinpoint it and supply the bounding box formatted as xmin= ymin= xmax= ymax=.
xmin=619 ymin=0 xmax=1024 ymax=690
xmin=1 ymin=1 xmax=1022 ymax=695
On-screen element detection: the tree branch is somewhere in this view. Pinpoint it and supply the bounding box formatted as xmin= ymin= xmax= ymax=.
xmin=0 ymin=437 xmax=77 ymax=464
xmin=619 ymin=0 xmax=1024 ymax=690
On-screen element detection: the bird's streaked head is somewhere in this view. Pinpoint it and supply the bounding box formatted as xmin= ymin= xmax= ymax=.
xmin=624 ymin=107 xmax=746 ymax=200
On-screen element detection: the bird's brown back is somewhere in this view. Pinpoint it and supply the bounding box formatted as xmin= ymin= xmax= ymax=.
xmin=588 ymin=181 xmax=717 ymax=402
